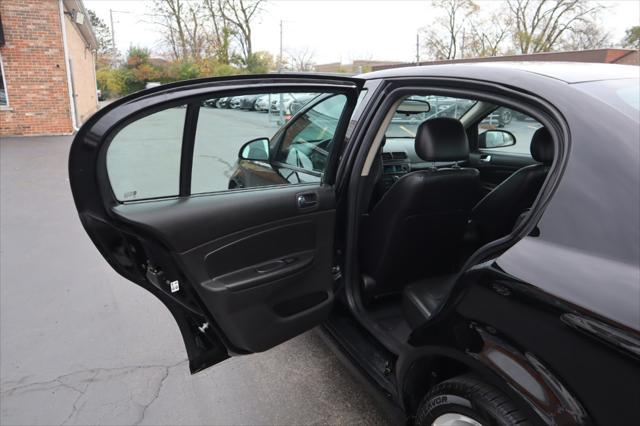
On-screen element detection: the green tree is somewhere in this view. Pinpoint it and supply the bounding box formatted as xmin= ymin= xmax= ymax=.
xmin=622 ymin=26 xmax=640 ymax=49
xmin=87 ymin=9 xmax=119 ymax=67
xmin=244 ymin=51 xmax=274 ymax=73
xmin=125 ymin=46 xmax=151 ymax=69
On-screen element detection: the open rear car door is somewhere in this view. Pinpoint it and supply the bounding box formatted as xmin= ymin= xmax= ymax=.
xmin=68 ymin=75 xmax=363 ymax=373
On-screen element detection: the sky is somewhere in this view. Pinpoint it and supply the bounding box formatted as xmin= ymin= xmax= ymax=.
xmin=85 ymin=0 xmax=640 ymax=64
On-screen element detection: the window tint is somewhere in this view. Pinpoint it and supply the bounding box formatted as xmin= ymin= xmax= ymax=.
xmin=107 ymin=106 xmax=186 ymax=201
xmin=191 ymin=91 xmax=347 ymax=194
xmin=386 ymin=95 xmax=476 ymax=138
xmin=275 ymin=94 xmax=347 ymax=176
xmin=479 ymin=107 xmax=542 ymax=156
xmin=106 ymin=91 xmax=351 ymax=201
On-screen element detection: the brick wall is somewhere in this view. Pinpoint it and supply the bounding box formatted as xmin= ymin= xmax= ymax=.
xmin=614 ymin=50 xmax=640 ymax=66
xmin=0 ymin=0 xmax=73 ymax=136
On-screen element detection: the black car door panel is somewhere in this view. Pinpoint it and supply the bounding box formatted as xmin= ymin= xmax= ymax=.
xmin=469 ymin=152 xmax=537 ymax=194
xmin=69 ymin=75 xmax=362 ymax=371
xmin=113 ymin=184 xmax=337 ymax=353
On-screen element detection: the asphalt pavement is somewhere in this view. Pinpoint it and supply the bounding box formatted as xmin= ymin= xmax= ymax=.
xmin=0 ymin=135 xmax=390 ymax=425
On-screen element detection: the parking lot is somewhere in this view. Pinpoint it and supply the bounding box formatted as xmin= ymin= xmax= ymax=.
xmin=0 ymin=135 xmax=390 ymax=425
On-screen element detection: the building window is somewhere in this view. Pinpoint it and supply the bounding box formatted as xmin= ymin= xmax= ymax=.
xmin=0 ymin=54 xmax=8 ymax=107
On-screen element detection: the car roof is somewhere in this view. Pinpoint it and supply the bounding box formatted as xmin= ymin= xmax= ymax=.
xmin=359 ymin=62 xmax=639 ymax=84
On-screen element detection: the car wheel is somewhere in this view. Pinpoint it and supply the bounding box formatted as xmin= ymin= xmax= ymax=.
xmin=500 ymin=109 xmax=513 ymax=126
xmin=228 ymin=179 xmax=244 ymax=190
xmin=415 ymin=375 xmax=529 ymax=426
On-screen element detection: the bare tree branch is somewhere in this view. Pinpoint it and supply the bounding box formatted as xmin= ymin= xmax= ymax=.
xmin=505 ymin=0 xmax=606 ymax=53
xmin=421 ymin=0 xmax=477 ymax=60
xmin=286 ymin=47 xmax=315 ymax=71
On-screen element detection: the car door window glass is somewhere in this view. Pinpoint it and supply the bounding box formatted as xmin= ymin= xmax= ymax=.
xmin=385 ymin=95 xmax=476 ymax=138
xmin=106 ymin=105 xmax=186 ymax=201
xmin=192 ymin=92 xmax=348 ymax=194
xmin=275 ymin=94 xmax=347 ymax=179
xmin=479 ymin=107 xmax=543 ymax=156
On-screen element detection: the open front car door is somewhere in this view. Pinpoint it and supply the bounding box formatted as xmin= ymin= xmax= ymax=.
xmin=69 ymin=75 xmax=363 ymax=373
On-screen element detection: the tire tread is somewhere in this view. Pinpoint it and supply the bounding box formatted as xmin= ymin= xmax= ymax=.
xmin=414 ymin=374 xmax=530 ymax=426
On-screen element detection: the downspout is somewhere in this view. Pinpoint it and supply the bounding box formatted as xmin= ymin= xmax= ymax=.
xmin=58 ymin=0 xmax=79 ymax=132
xmin=91 ymin=48 xmax=98 ymax=109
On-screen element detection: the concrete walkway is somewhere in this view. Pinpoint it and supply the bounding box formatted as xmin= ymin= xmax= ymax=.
xmin=0 ymin=135 xmax=389 ymax=425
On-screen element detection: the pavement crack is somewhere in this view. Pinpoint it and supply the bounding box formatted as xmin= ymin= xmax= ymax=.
xmin=2 ymin=360 xmax=188 ymax=426
xmin=197 ymin=154 xmax=235 ymax=176
xmin=134 ymin=360 xmax=187 ymax=426
xmin=60 ymin=370 xmax=99 ymax=426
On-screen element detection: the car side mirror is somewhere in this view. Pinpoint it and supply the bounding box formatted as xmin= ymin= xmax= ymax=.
xmin=239 ymin=138 xmax=270 ymax=161
xmin=478 ymin=129 xmax=516 ymax=149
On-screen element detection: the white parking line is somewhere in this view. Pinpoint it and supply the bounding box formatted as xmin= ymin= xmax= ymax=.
xmin=399 ymin=125 xmax=415 ymax=137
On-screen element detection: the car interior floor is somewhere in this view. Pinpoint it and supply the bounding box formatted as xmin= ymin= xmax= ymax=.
xmin=364 ymin=295 xmax=412 ymax=343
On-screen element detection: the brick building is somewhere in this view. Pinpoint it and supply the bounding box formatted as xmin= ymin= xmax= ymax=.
xmin=371 ymin=48 xmax=640 ymax=71
xmin=314 ymin=60 xmax=406 ymax=73
xmin=0 ymin=0 xmax=98 ymax=136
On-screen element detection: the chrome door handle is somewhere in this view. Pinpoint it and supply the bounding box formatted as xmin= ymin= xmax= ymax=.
xmin=480 ymin=155 xmax=491 ymax=162
xmin=296 ymin=193 xmax=318 ymax=209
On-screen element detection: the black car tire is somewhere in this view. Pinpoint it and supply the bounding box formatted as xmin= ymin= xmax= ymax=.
xmin=500 ymin=109 xmax=513 ymax=126
xmin=415 ymin=375 xmax=529 ymax=426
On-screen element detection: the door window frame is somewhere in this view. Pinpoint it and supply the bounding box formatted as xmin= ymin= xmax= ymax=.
xmin=96 ymin=82 xmax=361 ymax=205
xmin=270 ymin=93 xmax=348 ymax=181
xmin=473 ymin=105 xmax=541 ymax=158
xmin=341 ymin=77 xmax=570 ymax=353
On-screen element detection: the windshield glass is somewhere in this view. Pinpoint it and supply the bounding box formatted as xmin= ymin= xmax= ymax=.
xmin=386 ymin=95 xmax=476 ymax=138
xmin=573 ymin=78 xmax=639 ymax=120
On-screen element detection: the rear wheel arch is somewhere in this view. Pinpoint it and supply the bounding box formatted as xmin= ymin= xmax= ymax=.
xmin=400 ymin=354 xmax=471 ymax=415
xmin=398 ymin=351 xmax=547 ymax=425
xmin=398 ymin=331 xmax=591 ymax=426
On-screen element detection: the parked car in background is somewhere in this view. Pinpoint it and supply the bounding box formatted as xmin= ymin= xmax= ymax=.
xmin=229 ymin=96 xmax=243 ymax=109
xmin=203 ymin=99 xmax=218 ymax=108
xmin=239 ymin=95 xmax=261 ymax=110
xmin=254 ymin=95 xmax=271 ymax=112
xmin=69 ymin=63 xmax=640 ymax=426
xmin=216 ymin=97 xmax=231 ymax=108
xmin=483 ymin=106 xmax=515 ymax=127
xmin=269 ymin=93 xmax=295 ymax=114
xmin=289 ymin=93 xmax=320 ymax=115
xmin=96 ymin=89 xmax=103 ymax=101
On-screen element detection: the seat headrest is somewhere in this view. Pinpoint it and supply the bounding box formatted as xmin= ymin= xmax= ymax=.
xmin=530 ymin=127 xmax=554 ymax=164
xmin=415 ymin=118 xmax=469 ymax=162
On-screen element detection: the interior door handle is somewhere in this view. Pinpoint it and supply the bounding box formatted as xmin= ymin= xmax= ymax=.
xmin=480 ymin=155 xmax=492 ymax=163
xmin=296 ymin=193 xmax=318 ymax=209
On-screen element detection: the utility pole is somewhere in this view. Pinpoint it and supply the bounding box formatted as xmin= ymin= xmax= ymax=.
xmin=461 ymin=27 xmax=466 ymax=59
xmin=278 ymin=20 xmax=284 ymax=124
xmin=279 ymin=20 xmax=283 ymax=72
xmin=109 ymin=9 xmax=115 ymax=49
xmin=416 ymin=32 xmax=420 ymax=66
xmin=109 ymin=9 xmax=130 ymax=51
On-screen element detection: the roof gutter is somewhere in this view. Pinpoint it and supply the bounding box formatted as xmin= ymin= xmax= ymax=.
xmin=59 ymin=0 xmax=79 ymax=132
xmin=63 ymin=0 xmax=98 ymax=50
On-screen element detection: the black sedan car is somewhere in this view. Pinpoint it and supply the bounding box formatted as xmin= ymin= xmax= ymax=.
xmin=69 ymin=63 xmax=639 ymax=426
